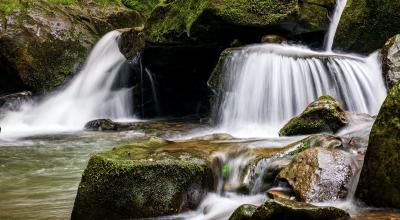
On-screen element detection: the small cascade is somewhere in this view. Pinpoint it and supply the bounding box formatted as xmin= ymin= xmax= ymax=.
xmin=213 ymin=44 xmax=387 ymax=137
xmin=324 ymin=0 xmax=348 ymax=51
xmin=0 ymin=31 xmax=135 ymax=137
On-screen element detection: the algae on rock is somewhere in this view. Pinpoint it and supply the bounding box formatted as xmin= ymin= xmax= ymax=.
xmin=72 ymin=137 xmax=214 ymax=219
xmin=279 ymin=96 xmax=348 ymax=136
xmin=356 ymin=81 xmax=400 ymax=208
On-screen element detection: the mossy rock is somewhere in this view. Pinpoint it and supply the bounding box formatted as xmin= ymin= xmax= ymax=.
xmin=144 ymin=0 xmax=334 ymax=45
xmin=252 ymin=199 xmax=350 ymax=220
xmin=381 ymin=34 xmax=400 ymax=89
xmin=279 ymin=96 xmax=348 ymax=136
xmin=355 ymin=81 xmax=400 ymax=208
xmin=207 ymin=47 xmax=240 ymax=93
xmin=72 ymin=137 xmax=214 ymax=219
xmin=0 ymin=0 xmax=143 ymax=93
xmin=335 ymin=0 xmax=400 ymax=54
xmin=229 ymin=204 xmax=258 ymax=220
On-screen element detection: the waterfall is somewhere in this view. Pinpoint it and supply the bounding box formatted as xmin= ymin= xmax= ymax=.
xmin=0 ymin=31 xmax=135 ymax=137
xmin=213 ymin=44 xmax=387 ymax=138
xmin=324 ymin=0 xmax=348 ymax=51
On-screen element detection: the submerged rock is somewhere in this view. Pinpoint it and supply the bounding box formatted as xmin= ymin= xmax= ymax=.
xmin=335 ymin=0 xmax=400 ymax=54
xmin=356 ymin=81 xmax=400 ymax=208
xmin=229 ymin=199 xmax=350 ymax=220
xmin=381 ymin=35 xmax=400 ymax=89
xmin=72 ymin=137 xmax=213 ymax=219
xmin=145 ymin=0 xmax=333 ymax=45
xmin=0 ymin=1 xmax=142 ymax=93
xmin=277 ymin=147 xmax=354 ymax=203
xmin=279 ymin=96 xmax=348 ymax=136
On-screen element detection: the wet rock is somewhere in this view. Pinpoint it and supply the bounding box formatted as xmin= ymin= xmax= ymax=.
xmin=72 ymin=137 xmax=214 ymax=219
xmin=381 ymin=35 xmax=400 ymax=89
xmin=335 ymin=0 xmax=400 ymax=54
xmin=261 ymin=35 xmax=288 ymax=44
xmin=118 ymin=27 xmax=146 ymax=61
xmin=229 ymin=204 xmax=258 ymax=220
xmin=356 ymin=81 xmax=400 ymax=209
xmin=251 ymin=199 xmax=350 ymax=220
xmin=145 ymin=0 xmax=334 ymax=46
xmin=0 ymin=1 xmax=142 ymax=93
xmin=242 ymin=134 xmax=343 ymax=193
xmin=0 ymin=91 xmax=32 ymax=111
xmin=279 ymin=96 xmax=348 ymax=136
xmin=84 ymin=119 xmax=132 ymax=131
xmin=277 ymin=147 xmax=355 ymax=203
xmin=266 ymin=188 xmax=294 ymax=200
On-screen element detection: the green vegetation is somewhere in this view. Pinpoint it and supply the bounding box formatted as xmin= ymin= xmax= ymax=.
xmin=0 ymin=0 xmax=124 ymax=14
xmin=356 ymin=81 xmax=400 ymax=208
xmin=122 ymin=0 xmax=163 ymax=17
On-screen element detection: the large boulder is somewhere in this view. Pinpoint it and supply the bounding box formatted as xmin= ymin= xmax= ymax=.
xmin=0 ymin=1 xmax=142 ymax=93
xmin=229 ymin=199 xmax=350 ymax=220
xmin=335 ymin=0 xmax=400 ymax=54
xmin=277 ymin=147 xmax=355 ymax=203
xmin=355 ymin=81 xmax=400 ymax=208
xmin=72 ymin=137 xmax=214 ymax=219
xmin=381 ymin=35 xmax=400 ymax=89
xmin=279 ymin=96 xmax=348 ymax=136
xmin=145 ymin=0 xmax=334 ymax=45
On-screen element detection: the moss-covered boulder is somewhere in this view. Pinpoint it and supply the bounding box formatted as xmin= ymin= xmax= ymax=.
xmin=229 ymin=199 xmax=350 ymax=220
xmin=277 ymin=147 xmax=354 ymax=203
xmin=0 ymin=0 xmax=142 ymax=93
xmin=381 ymin=35 xmax=400 ymax=89
xmin=335 ymin=0 xmax=400 ymax=54
xmin=72 ymin=137 xmax=214 ymax=219
xmin=145 ymin=0 xmax=334 ymax=45
xmin=279 ymin=96 xmax=348 ymax=136
xmin=229 ymin=204 xmax=258 ymax=220
xmin=355 ymin=81 xmax=400 ymax=208
xmin=207 ymin=47 xmax=240 ymax=93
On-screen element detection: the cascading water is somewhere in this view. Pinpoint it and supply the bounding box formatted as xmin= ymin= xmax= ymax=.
xmin=0 ymin=31 xmax=135 ymax=138
xmin=324 ymin=0 xmax=348 ymax=51
xmin=214 ymin=45 xmax=386 ymax=137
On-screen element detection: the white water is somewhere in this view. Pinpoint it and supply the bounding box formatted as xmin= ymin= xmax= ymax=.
xmin=214 ymin=45 xmax=387 ymax=138
xmin=0 ymin=31 xmax=135 ymax=138
xmin=324 ymin=0 xmax=348 ymax=51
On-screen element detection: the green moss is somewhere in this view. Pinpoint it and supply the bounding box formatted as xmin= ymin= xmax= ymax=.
xmin=121 ymin=0 xmax=163 ymax=17
xmin=0 ymin=0 xmax=124 ymax=14
xmin=356 ymin=82 xmax=400 ymax=208
xmin=279 ymin=96 xmax=348 ymax=136
xmin=72 ymin=137 xmax=214 ymax=219
xmin=229 ymin=204 xmax=258 ymax=220
xmin=335 ymin=0 xmax=400 ymax=54
xmin=145 ymin=0 xmax=303 ymax=44
xmin=252 ymin=199 xmax=350 ymax=219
